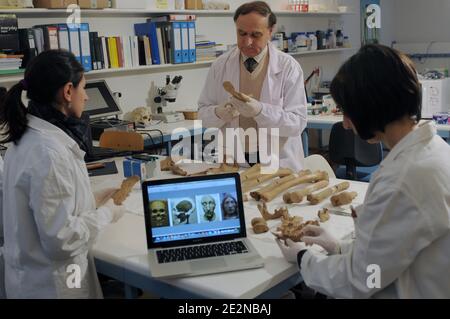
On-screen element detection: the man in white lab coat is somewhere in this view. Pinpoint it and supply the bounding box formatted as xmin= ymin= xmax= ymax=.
xmin=277 ymin=44 xmax=450 ymax=298
xmin=198 ymin=1 xmax=307 ymax=171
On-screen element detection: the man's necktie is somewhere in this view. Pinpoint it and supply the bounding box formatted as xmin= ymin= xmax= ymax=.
xmin=244 ymin=57 xmax=258 ymax=73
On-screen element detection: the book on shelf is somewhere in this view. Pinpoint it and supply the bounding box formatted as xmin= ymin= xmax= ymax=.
xmin=6 ymin=18 xmax=201 ymax=73
xmin=0 ymin=14 xmax=19 ymax=54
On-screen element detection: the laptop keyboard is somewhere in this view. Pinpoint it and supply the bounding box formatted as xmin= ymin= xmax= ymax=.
xmin=156 ymin=241 xmax=249 ymax=264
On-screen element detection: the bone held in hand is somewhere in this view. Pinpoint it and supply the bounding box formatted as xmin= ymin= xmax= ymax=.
xmin=112 ymin=176 xmax=140 ymax=205
xmin=259 ymin=171 xmax=329 ymax=203
xmin=250 ymin=170 xmax=311 ymax=201
xmin=284 ymin=180 xmax=330 ymax=204
xmin=223 ymin=81 xmax=251 ymax=103
xmin=330 ymin=191 xmax=358 ymax=207
xmin=307 ymin=182 xmax=350 ymax=205
xmin=241 ymin=168 xmax=293 ymax=193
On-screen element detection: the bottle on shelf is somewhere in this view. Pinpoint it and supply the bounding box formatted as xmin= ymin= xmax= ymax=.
xmin=316 ymin=30 xmax=326 ymax=50
xmin=336 ymin=30 xmax=344 ymax=48
xmin=300 ymin=0 xmax=309 ymax=12
xmin=343 ymin=36 xmax=351 ymax=48
xmin=297 ymin=32 xmax=308 ymax=52
xmin=327 ymin=29 xmax=336 ymax=49
xmin=283 ymin=33 xmax=289 ymax=53
xmin=308 ymin=32 xmax=318 ymax=51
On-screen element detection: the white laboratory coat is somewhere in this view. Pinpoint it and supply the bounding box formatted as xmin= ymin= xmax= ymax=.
xmin=2 ymin=115 xmax=114 ymax=299
xmin=198 ymin=43 xmax=307 ymax=171
xmin=300 ymin=121 xmax=450 ymax=298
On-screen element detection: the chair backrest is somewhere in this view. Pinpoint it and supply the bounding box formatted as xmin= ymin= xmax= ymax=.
xmin=303 ymin=154 xmax=336 ymax=178
xmin=99 ymin=131 xmax=144 ymax=151
xmin=329 ymin=122 xmax=383 ymax=167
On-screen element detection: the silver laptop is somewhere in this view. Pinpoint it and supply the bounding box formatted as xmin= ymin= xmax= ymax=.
xmin=142 ymin=173 xmax=264 ymax=278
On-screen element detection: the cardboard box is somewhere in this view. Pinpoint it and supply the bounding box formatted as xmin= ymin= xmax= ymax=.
xmin=185 ymin=0 xmax=202 ymax=10
xmin=33 ymin=0 xmax=77 ymax=8
xmin=112 ymin=0 xmax=146 ymax=9
xmin=77 ymin=0 xmax=109 ymax=9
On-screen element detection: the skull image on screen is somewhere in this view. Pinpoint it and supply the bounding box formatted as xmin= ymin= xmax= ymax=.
xmin=173 ymin=200 xmax=194 ymax=225
xmin=150 ymin=200 xmax=169 ymax=228
xmin=201 ymin=195 xmax=216 ymax=222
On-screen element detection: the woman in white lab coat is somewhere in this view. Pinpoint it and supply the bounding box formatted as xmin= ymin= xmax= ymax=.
xmin=0 ymin=50 xmax=125 ymax=298
xmin=277 ymin=44 xmax=450 ymax=298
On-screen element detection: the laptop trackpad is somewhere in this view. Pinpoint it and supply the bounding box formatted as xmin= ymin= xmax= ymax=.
xmin=190 ymin=258 xmax=227 ymax=270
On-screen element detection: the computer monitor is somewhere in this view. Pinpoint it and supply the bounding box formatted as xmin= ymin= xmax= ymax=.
xmin=82 ymin=80 xmax=122 ymax=119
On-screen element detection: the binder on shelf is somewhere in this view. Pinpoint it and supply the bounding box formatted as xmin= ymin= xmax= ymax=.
xmin=18 ymin=29 xmax=36 ymax=68
xmin=79 ymin=23 xmax=92 ymax=71
xmin=89 ymin=32 xmax=97 ymax=70
xmin=172 ymin=22 xmax=182 ymax=64
xmin=100 ymin=36 xmax=109 ymax=69
xmin=32 ymin=27 xmax=44 ymax=54
xmin=156 ymin=27 xmax=165 ymax=64
xmin=187 ymin=21 xmax=196 ymax=63
xmin=35 ymin=25 xmax=59 ymax=51
xmin=67 ymin=24 xmax=81 ymax=64
xmin=57 ymin=24 xmax=71 ymax=51
xmin=134 ymin=22 xmax=160 ymax=65
xmin=180 ymin=21 xmax=189 ymax=63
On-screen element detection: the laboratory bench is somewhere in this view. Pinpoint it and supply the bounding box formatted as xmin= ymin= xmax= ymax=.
xmin=90 ymin=157 xmax=369 ymax=299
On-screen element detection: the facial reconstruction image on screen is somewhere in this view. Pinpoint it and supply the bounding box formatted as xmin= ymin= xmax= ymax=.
xmin=221 ymin=193 xmax=239 ymax=220
xmin=198 ymin=194 xmax=221 ymax=223
xmin=84 ymin=87 xmax=109 ymax=112
xmin=150 ymin=200 xmax=170 ymax=228
xmin=170 ymin=198 xmax=198 ymax=226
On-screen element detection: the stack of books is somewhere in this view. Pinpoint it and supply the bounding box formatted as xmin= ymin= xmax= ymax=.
xmin=0 ymin=54 xmax=23 ymax=74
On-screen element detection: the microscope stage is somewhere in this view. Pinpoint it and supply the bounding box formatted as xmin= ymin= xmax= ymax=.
xmin=152 ymin=112 xmax=185 ymax=123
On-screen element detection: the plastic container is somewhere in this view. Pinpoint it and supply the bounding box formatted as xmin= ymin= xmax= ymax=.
xmin=308 ymin=32 xmax=318 ymax=51
xmin=433 ymin=112 xmax=450 ymax=125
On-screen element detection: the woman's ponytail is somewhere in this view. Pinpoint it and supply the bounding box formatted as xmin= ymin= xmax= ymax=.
xmin=0 ymin=82 xmax=27 ymax=144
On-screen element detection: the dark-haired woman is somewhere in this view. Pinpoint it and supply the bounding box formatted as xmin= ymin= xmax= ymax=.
xmin=277 ymin=44 xmax=450 ymax=298
xmin=0 ymin=50 xmax=125 ymax=298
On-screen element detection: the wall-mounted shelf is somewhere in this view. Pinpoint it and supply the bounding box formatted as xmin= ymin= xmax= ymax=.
xmin=290 ymin=48 xmax=355 ymax=57
xmin=0 ymin=8 xmax=354 ymax=18
xmin=0 ymin=48 xmax=355 ymax=84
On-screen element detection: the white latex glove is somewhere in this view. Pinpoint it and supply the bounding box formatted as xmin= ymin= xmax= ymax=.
xmin=302 ymin=225 xmax=341 ymax=255
xmin=102 ymin=198 xmax=126 ymax=223
xmin=214 ymin=101 xmax=240 ymax=123
xmin=275 ymin=238 xmax=308 ymax=263
xmin=230 ymin=96 xmax=263 ymax=118
xmin=94 ymin=188 xmax=119 ymax=208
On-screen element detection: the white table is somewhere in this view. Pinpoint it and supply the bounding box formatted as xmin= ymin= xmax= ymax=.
xmin=90 ymin=159 xmax=369 ymax=299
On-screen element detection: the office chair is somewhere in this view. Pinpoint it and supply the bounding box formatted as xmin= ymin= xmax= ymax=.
xmin=99 ymin=131 xmax=145 ymax=151
xmin=329 ymin=122 xmax=383 ymax=182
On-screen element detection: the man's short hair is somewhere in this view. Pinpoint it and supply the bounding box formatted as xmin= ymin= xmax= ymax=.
xmin=330 ymin=44 xmax=422 ymax=140
xmin=234 ymin=1 xmax=277 ymax=28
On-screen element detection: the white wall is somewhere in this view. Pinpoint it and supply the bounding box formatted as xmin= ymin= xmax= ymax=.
xmin=380 ymin=0 xmax=450 ymax=73
xmin=13 ymin=0 xmax=361 ymax=115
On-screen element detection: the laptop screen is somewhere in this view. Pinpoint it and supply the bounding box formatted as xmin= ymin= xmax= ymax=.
xmin=142 ymin=174 xmax=246 ymax=248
